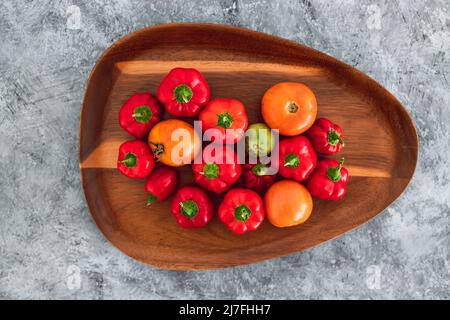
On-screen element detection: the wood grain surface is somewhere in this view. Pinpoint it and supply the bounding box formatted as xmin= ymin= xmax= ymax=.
xmin=79 ymin=23 xmax=418 ymax=270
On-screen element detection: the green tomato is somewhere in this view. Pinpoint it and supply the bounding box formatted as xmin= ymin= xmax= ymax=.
xmin=246 ymin=123 xmax=275 ymax=157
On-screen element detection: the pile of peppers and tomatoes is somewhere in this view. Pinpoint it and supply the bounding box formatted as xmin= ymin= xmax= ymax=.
xmin=116 ymin=67 xmax=349 ymax=235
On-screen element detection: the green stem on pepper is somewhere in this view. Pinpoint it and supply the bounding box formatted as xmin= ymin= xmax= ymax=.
xmin=131 ymin=105 xmax=152 ymax=123
xmin=234 ymin=204 xmax=252 ymax=222
xmin=252 ymin=163 xmax=270 ymax=176
xmin=119 ymin=153 xmax=137 ymax=167
xmin=147 ymin=193 xmax=158 ymax=206
xmin=327 ymin=158 xmax=345 ymax=182
xmin=327 ymin=129 xmax=345 ymax=147
xmin=217 ymin=112 xmax=234 ymax=129
xmin=284 ymin=153 xmax=300 ymax=168
xmin=173 ymin=84 xmax=193 ymax=103
xmin=202 ymin=163 xmax=219 ymax=180
xmin=180 ymin=200 xmax=199 ymax=219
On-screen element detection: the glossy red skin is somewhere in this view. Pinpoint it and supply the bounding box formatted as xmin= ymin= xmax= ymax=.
xmin=199 ymin=98 xmax=248 ymax=144
xmin=118 ymin=92 xmax=163 ymax=139
xmin=144 ymin=166 xmax=179 ymax=203
xmin=117 ymin=140 xmax=155 ymax=179
xmin=218 ymin=188 xmax=265 ymax=234
xmin=192 ymin=145 xmax=242 ymax=194
xmin=242 ymin=164 xmax=276 ymax=194
xmin=307 ymin=159 xmax=349 ymax=200
xmin=157 ymin=68 xmax=210 ymax=117
xmin=277 ymin=136 xmax=317 ymax=181
xmin=306 ymin=118 xmax=344 ymax=155
xmin=170 ymin=186 xmax=214 ymax=228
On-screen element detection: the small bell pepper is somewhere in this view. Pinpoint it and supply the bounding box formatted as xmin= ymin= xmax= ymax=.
xmin=307 ymin=158 xmax=348 ymax=200
xmin=170 ymin=186 xmax=214 ymax=228
xmin=145 ymin=166 xmax=179 ymax=206
xmin=218 ymin=188 xmax=265 ymax=234
xmin=192 ymin=145 xmax=242 ymax=194
xmin=199 ymin=98 xmax=248 ymax=144
xmin=118 ymin=92 xmax=163 ymax=139
xmin=242 ymin=163 xmax=276 ymax=194
xmin=117 ymin=140 xmax=155 ymax=179
xmin=306 ymin=118 xmax=345 ymax=155
xmin=157 ymin=67 xmax=210 ymax=117
xmin=278 ymin=135 xmax=317 ymax=181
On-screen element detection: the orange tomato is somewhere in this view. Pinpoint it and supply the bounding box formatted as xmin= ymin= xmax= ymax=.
xmin=148 ymin=119 xmax=200 ymax=167
xmin=264 ymin=180 xmax=313 ymax=227
xmin=261 ymin=82 xmax=317 ymax=136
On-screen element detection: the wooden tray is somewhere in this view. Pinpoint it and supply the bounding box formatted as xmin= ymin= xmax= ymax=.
xmin=79 ymin=23 xmax=418 ymax=270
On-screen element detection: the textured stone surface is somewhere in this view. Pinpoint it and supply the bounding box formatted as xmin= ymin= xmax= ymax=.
xmin=0 ymin=0 xmax=449 ymax=299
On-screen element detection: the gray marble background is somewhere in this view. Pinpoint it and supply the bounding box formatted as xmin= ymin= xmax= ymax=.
xmin=0 ymin=0 xmax=449 ymax=300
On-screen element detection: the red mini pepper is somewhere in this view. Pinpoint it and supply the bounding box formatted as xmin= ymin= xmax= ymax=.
xmin=306 ymin=118 xmax=345 ymax=155
xmin=242 ymin=163 xmax=276 ymax=194
xmin=117 ymin=140 xmax=155 ymax=179
xmin=170 ymin=186 xmax=214 ymax=228
xmin=199 ymin=98 xmax=248 ymax=144
xmin=118 ymin=92 xmax=163 ymax=139
xmin=277 ymin=135 xmax=317 ymax=181
xmin=157 ymin=67 xmax=210 ymax=117
xmin=307 ymin=158 xmax=348 ymax=200
xmin=218 ymin=188 xmax=265 ymax=234
xmin=192 ymin=145 xmax=242 ymax=194
xmin=145 ymin=166 xmax=179 ymax=206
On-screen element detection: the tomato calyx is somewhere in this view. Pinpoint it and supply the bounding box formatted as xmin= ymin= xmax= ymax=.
xmin=173 ymin=84 xmax=193 ymax=103
xmin=234 ymin=204 xmax=252 ymax=222
xmin=327 ymin=129 xmax=345 ymax=147
xmin=180 ymin=200 xmax=199 ymax=219
xmin=284 ymin=153 xmax=300 ymax=168
xmin=327 ymin=158 xmax=345 ymax=182
xmin=286 ymin=101 xmax=299 ymax=113
xmin=202 ymin=163 xmax=219 ymax=180
xmin=119 ymin=152 xmax=137 ymax=167
xmin=131 ymin=105 xmax=152 ymax=123
xmin=217 ymin=111 xmax=234 ymax=129
xmin=149 ymin=141 xmax=164 ymax=159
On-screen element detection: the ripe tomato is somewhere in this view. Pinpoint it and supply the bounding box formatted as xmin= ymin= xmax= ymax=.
xmin=264 ymin=180 xmax=313 ymax=227
xmin=148 ymin=119 xmax=200 ymax=167
xmin=261 ymin=82 xmax=317 ymax=136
